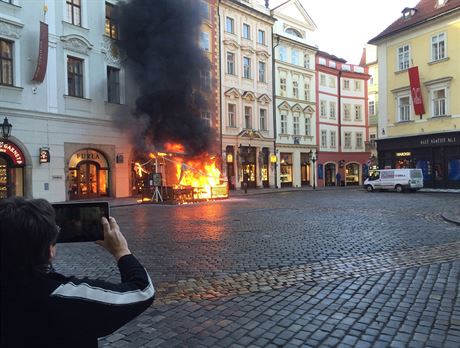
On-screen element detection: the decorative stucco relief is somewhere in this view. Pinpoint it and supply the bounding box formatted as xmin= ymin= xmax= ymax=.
xmin=0 ymin=19 xmax=23 ymax=39
xmin=60 ymin=35 xmax=93 ymax=55
xmin=101 ymin=35 xmax=123 ymax=65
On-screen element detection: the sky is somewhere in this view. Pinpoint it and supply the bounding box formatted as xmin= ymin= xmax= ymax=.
xmin=269 ymin=0 xmax=420 ymax=63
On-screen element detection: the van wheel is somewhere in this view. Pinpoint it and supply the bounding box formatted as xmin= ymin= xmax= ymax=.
xmin=366 ymin=185 xmax=374 ymax=192
xmin=395 ymin=184 xmax=403 ymax=193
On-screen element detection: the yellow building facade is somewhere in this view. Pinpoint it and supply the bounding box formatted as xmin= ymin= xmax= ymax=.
xmin=369 ymin=0 xmax=460 ymax=188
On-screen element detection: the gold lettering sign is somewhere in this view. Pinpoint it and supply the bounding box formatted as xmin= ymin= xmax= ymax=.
xmin=396 ymin=152 xmax=411 ymax=157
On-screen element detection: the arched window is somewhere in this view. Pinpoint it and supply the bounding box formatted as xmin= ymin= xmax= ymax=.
xmin=285 ymin=28 xmax=302 ymax=38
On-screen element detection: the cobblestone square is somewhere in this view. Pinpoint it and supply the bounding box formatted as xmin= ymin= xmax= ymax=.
xmin=54 ymin=190 xmax=460 ymax=347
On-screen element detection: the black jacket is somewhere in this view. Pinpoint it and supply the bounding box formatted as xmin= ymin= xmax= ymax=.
xmin=1 ymin=254 xmax=155 ymax=348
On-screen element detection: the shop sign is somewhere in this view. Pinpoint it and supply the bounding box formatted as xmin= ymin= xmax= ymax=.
xmin=0 ymin=141 xmax=25 ymax=166
xmin=32 ymin=22 xmax=49 ymax=83
xmin=69 ymin=149 xmax=109 ymax=168
xmin=396 ymin=152 xmax=412 ymax=157
xmin=39 ymin=148 xmax=50 ymax=163
xmin=420 ymin=136 xmax=457 ymax=146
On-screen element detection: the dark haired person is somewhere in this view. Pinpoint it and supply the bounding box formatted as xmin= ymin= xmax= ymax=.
xmin=0 ymin=197 xmax=155 ymax=348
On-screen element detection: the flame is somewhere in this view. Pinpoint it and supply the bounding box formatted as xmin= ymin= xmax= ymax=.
xmin=164 ymin=142 xmax=185 ymax=153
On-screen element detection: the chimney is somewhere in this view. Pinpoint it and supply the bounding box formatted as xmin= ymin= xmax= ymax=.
xmin=265 ymin=0 xmax=269 ymax=8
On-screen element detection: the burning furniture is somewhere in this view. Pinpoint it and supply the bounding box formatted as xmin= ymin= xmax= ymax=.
xmin=134 ymin=144 xmax=228 ymax=204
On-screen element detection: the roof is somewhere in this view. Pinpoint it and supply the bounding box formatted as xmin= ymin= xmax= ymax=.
xmin=317 ymin=50 xmax=347 ymax=63
xmin=369 ymin=0 xmax=460 ymax=44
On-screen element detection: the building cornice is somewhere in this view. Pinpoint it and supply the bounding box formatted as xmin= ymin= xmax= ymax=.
xmin=222 ymin=0 xmax=276 ymax=24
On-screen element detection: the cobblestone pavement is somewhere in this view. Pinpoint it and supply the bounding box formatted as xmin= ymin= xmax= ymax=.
xmin=53 ymin=190 xmax=460 ymax=347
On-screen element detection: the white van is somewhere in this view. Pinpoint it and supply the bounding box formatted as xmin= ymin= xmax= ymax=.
xmin=364 ymin=169 xmax=424 ymax=193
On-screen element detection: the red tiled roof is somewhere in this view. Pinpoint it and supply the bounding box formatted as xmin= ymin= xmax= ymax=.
xmin=317 ymin=50 xmax=347 ymax=63
xmin=369 ymin=0 xmax=460 ymax=44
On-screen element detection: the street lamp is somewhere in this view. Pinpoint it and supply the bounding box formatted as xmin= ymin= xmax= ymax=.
xmin=309 ymin=149 xmax=317 ymax=190
xmin=1 ymin=117 xmax=12 ymax=140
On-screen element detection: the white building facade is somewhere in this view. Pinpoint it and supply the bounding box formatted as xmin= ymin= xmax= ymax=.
xmin=219 ymin=0 xmax=275 ymax=190
xmin=0 ymin=0 xmax=134 ymax=202
xmin=272 ymin=0 xmax=317 ymax=188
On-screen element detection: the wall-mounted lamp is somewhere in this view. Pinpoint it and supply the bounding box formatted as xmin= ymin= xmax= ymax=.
xmin=270 ymin=154 xmax=277 ymax=164
xmin=1 ymin=117 xmax=12 ymax=139
xmin=226 ymin=153 xmax=233 ymax=163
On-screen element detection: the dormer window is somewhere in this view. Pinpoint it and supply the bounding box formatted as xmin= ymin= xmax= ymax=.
xmin=285 ymin=28 xmax=303 ymax=38
xmin=402 ymin=7 xmax=417 ymax=19
xmin=436 ymin=0 xmax=448 ymax=7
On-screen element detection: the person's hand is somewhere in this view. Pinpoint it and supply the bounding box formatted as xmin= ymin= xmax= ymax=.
xmin=96 ymin=217 xmax=131 ymax=261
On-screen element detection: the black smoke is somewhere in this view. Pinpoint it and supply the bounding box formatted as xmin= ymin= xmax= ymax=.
xmin=115 ymin=0 xmax=215 ymax=155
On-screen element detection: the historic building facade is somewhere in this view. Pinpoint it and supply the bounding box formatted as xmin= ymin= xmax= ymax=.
xmin=316 ymin=52 xmax=371 ymax=187
xmin=369 ymin=0 xmax=460 ymax=188
xmin=219 ymin=0 xmax=275 ymax=189
xmin=0 ymin=0 xmax=133 ymax=201
xmin=272 ymin=0 xmax=317 ymax=188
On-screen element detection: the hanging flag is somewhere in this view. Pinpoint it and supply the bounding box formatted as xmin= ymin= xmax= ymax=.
xmin=32 ymin=22 xmax=49 ymax=82
xmin=408 ymin=66 xmax=425 ymax=116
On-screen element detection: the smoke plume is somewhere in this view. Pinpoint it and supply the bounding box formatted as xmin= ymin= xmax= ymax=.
xmin=115 ymin=0 xmax=215 ymax=155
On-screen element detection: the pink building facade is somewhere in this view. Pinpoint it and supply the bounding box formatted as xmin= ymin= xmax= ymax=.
xmin=315 ymin=52 xmax=371 ymax=187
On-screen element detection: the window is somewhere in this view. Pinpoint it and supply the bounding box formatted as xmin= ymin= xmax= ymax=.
xmin=293 ymin=81 xmax=298 ymax=98
xmin=330 ymin=131 xmax=336 ymax=148
xmin=304 ymin=54 xmax=310 ymax=69
xmin=293 ymin=114 xmax=300 ymax=135
xmin=243 ymin=57 xmax=251 ymax=79
xmin=321 ymin=130 xmax=327 ymax=148
xmin=328 ymin=76 xmax=335 ymax=88
xmin=107 ymin=66 xmax=120 ymax=103
xmin=398 ymin=96 xmax=411 ymax=121
xmin=320 ymin=101 xmax=327 ymax=118
xmin=279 ymin=46 xmax=286 ymax=61
xmin=281 ymin=113 xmax=287 ymax=134
xmin=344 ymin=104 xmax=351 ymax=120
xmin=199 ymin=1 xmax=210 ymax=19
xmin=258 ymin=30 xmax=265 ymax=45
xmin=305 ymin=117 xmax=311 ymax=136
xmin=397 ymin=45 xmax=410 ymax=71
xmin=431 ymin=33 xmax=446 ymax=61
xmin=320 ymin=74 xmax=326 ymax=86
xmin=432 ymin=88 xmax=446 ymax=116
xmin=356 ymin=133 xmax=363 ymax=149
xmin=370 ymin=134 xmax=376 ymax=146
xmin=285 ymin=28 xmax=302 ymax=38
xmin=67 ymin=0 xmax=81 ymax=26
xmin=243 ymin=23 xmax=251 ymax=40
xmin=67 ymin=56 xmax=84 ymax=97
xmin=344 ymin=132 xmax=352 ymax=149
xmin=280 ymin=78 xmax=286 ymax=95
xmin=258 ymin=62 xmax=266 ymax=82
xmin=343 ymin=79 xmax=350 ymax=90
xmin=201 ymin=111 xmax=211 ymax=127
xmin=227 ymin=52 xmax=235 ymax=75
xmin=354 ymin=105 xmax=362 ymax=121
xmin=292 ymin=49 xmax=299 ymax=65
xmin=259 ymin=109 xmax=267 ymax=131
xmin=304 ymin=82 xmax=310 ymax=101
xmin=200 ymin=70 xmax=211 ymax=90
xmin=105 ymin=3 xmax=118 ymax=39
xmin=226 ymin=17 xmax=234 ymax=33
xmin=369 ymin=101 xmax=375 ymax=116
xmin=329 ymin=102 xmax=336 ymax=119
xmin=244 ymin=106 xmax=252 ymax=129
xmin=228 ymin=104 xmax=236 ymax=127
xmin=200 ymin=32 xmax=210 ymax=51
xmin=0 ymin=39 xmax=13 ymax=86
xmin=354 ymin=81 xmax=361 ymax=91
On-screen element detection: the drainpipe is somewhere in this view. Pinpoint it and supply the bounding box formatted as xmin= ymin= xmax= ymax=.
xmin=272 ymin=32 xmax=279 ymax=188
xmin=217 ymin=2 xmax=223 ymax=167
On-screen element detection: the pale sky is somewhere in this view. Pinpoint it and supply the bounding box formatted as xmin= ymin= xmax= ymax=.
xmin=270 ymin=0 xmax=420 ymax=63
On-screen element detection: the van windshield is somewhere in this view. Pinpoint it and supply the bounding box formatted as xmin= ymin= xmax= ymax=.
xmin=410 ymin=170 xmax=422 ymax=179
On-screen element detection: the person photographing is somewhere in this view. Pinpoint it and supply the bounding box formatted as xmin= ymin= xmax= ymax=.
xmin=0 ymin=197 xmax=155 ymax=348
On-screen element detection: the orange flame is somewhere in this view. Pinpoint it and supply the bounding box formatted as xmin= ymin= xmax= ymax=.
xmin=164 ymin=142 xmax=185 ymax=153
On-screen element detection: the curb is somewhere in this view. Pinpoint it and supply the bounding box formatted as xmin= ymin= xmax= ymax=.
xmin=441 ymin=212 xmax=460 ymax=226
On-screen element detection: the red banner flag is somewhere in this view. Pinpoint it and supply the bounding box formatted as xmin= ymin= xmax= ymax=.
xmin=408 ymin=66 xmax=425 ymax=116
xmin=32 ymin=22 xmax=49 ymax=83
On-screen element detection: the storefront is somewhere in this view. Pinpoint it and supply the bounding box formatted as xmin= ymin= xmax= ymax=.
xmin=300 ymin=153 xmax=310 ymax=186
xmin=239 ymin=146 xmax=257 ymax=189
xmin=280 ymin=152 xmax=293 ymax=187
xmin=345 ymin=163 xmax=360 ymax=186
xmin=324 ymin=162 xmax=336 ymax=186
xmin=260 ymin=148 xmax=269 ymax=188
xmin=377 ymin=131 xmax=460 ymax=188
xmin=0 ymin=140 xmax=25 ymax=199
xmin=68 ymin=148 xmax=110 ymax=200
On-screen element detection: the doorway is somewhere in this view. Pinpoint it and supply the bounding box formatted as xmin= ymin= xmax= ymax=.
xmin=69 ymin=161 xmax=109 ymax=200
xmin=325 ymin=163 xmax=336 ymax=186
